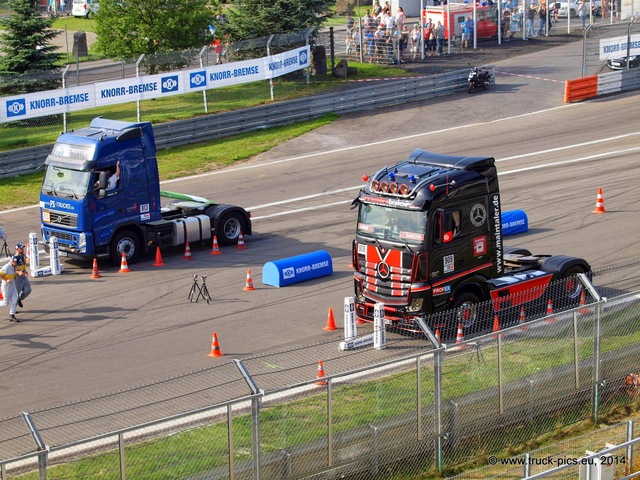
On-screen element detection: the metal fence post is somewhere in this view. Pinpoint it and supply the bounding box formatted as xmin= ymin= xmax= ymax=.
xmin=61 ymin=65 xmax=70 ymax=133
xmin=227 ymin=404 xmax=234 ymax=480
xmin=118 ymin=432 xmax=125 ymax=480
xmin=135 ymin=55 xmax=145 ymax=122
xmin=305 ymin=27 xmax=316 ymax=85
xmin=592 ymin=298 xmax=604 ymax=423
xmin=266 ymin=35 xmax=275 ymax=101
xmin=369 ymin=425 xmax=379 ymax=476
xmin=434 ymin=349 xmax=443 ymax=473
xmin=527 ymin=379 xmax=535 ymax=423
xmin=20 ymin=412 xmax=47 ymax=480
xmin=626 ymin=420 xmax=634 ymax=476
xmin=327 ymin=378 xmax=333 ymax=467
xmin=416 ymin=356 xmax=422 ymax=442
xmin=199 ymin=45 xmax=209 ymax=114
xmin=498 ymin=334 xmax=504 ymax=415
xmin=574 ymin=312 xmax=580 ymax=389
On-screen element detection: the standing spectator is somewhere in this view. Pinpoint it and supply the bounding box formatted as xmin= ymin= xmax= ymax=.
xmin=1 ymin=256 xmax=25 ymax=322
xmin=536 ymin=2 xmax=547 ymax=36
xmin=13 ymin=243 xmax=31 ymax=309
xmin=373 ymin=0 xmax=382 ymax=17
xmin=362 ymin=10 xmax=374 ymax=29
xmin=423 ymin=18 xmax=434 ymax=56
xmin=346 ymin=13 xmax=355 ymax=36
xmin=396 ymin=7 xmax=406 ymax=29
xmin=435 ymin=21 xmax=445 ymax=55
xmin=526 ymin=5 xmax=537 ymax=36
xmin=374 ymin=24 xmax=386 ymax=63
xmin=60 ymin=0 xmax=66 ymax=14
xmin=410 ymin=24 xmax=421 ymax=59
xmin=399 ymin=24 xmax=409 ymax=62
xmin=578 ymin=0 xmax=588 ymax=28
xmin=502 ymin=9 xmax=512 ymax=40
xmin=461 ymin=16 xmax=473 ymax=49
xmin=510 ymin=8 xmax=521 ymax=38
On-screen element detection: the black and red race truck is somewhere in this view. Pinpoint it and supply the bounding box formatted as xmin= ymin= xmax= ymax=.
xmin=351 ymin=150 xmax=591 ymax=335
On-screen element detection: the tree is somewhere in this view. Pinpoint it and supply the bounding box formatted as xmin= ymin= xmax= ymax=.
xmin=95 ymin=0 xmax=214 ymax=71
xmin=215 ymin=0 xmax=334 ymax=42
xmin=0 ymin=0 xmax=61 ymax=94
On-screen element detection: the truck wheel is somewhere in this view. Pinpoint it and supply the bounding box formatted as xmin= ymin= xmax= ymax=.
xmin=217 ymin=212 xmax=245 ymax=246
xmin=110 ymin=229 xmax=141 ymax=265
xmin=453 ymin=292 xmax=482 ymax=331
xmin=557 ymin=266 xmax=586 ymax=309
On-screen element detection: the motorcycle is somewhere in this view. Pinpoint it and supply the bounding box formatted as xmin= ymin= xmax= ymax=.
xmin=467 ymin=65 xmax=492 ymax=93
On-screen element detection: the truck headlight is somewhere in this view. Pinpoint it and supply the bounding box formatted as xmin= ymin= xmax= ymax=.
xmin=78 ymin=233 xmax=87 ymax=252
xmin=407 ymin=296 xmax=424 ymax=312
xmin=355 ymin=281 xmax=365 ymax=302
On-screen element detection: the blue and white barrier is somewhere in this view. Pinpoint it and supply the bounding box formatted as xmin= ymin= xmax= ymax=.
xmin=502 ymin=209 xmax=528 ymax=236
xmin=262 ymin=250 xmax=333 ymax=287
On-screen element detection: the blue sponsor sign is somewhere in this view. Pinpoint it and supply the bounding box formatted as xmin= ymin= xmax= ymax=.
xmin=6 ymin=98 xmax=26 ymax=118
xmin=190 ymin=71 xmax=207 ymax=89
xmin=501 ymin=209 xmax=528 ymax=236
xmin=299 ymin=49 xmax=309 ymax=66
xmin=262 ymin=250 xmax=333 ymax=287
xmin=161 ymin=75 xmax=179 ymax=93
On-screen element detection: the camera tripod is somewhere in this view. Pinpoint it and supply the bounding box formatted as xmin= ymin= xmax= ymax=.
xmin=0 ymin=239 xmax=10 ymax=258
xmin=188 ymin=274 xmax=212 ymax=304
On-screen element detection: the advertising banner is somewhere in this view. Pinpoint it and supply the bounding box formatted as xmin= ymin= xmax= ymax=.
xmin=1 ymin=46 xmax=310 ymax=123
xmin=599 ymin=34 xmax=640 ymax=61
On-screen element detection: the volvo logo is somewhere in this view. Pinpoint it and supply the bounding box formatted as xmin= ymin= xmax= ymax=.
xmin=377 ymin=262 xmax=391 ymax=280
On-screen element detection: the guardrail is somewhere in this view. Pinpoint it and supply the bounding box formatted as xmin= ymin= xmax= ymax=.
xmin=0 ymin=67 xmax=480 ymax=180
xmin=564 ymin=66 xmax=640 ymax=102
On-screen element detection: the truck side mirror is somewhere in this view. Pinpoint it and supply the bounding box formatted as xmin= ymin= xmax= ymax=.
xmin=98 ymin=171 xmax=109 ymax=189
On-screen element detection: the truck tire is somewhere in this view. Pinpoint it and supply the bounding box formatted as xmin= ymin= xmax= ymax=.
xmin=217 ymin=211 xmax=245 ymax=246
xmin=110 ymin=229 xmax=141 ymax=265
xmin=557 ymin=266 xmax=587 ymax=309
xmin=452 ymin=292 xmax=482 ymax=332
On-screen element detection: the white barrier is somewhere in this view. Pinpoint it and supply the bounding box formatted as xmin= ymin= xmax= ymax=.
xmin=29 ymin=233 xmax=64 ymax=277
xmin=373 ymin=303 xmax=387 ymax=350
xmin=344 ymin=296 xmax=356 ymax=340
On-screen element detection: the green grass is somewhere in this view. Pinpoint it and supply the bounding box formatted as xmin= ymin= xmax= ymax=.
xmin=52 ymin=16 xmax=97 ymax=33
xmin=9 ymin=308 xmax=640 ymax=479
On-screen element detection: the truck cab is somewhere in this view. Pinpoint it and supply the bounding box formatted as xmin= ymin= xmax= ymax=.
xmin=353 ymin=150 xmax=590 ymax=334
xmin=40 ymin=118 xmax=251 ymax=264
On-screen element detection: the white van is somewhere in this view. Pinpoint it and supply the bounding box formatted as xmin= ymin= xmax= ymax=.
xmin=72 ymin=0 xmax=99 ymax=18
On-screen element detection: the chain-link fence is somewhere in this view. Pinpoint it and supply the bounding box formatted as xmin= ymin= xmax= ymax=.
xmin=0 ymin=260 xmax=639 ymax=479
xmin=583 ymin=18 xmax=640 ymax=76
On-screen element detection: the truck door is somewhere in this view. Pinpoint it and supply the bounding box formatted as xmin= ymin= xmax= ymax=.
xmin=429 ymin=200 xmax=493 ymax=307
xmin=91 ymin=165 xmax=125 ymax=249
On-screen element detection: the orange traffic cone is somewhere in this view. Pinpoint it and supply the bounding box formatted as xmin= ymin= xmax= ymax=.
xmin=492 ymin=315 xmax=500 ymax=338
xmin=519 ymin=306 xmax=529 ymax=330
xmin=243 ymin=269 xmax=256 ymax=291
xmin=208 ymin=332 xmax=223 ymax=357
xmin=435 ymin=329 xmax=441 ymax=344
xmin=315 ymin=360 xmax=327 ymax=386
xmin=592 ymin=188 xmax=606 ymax=214
xmin=545 ymin=299 xmax=556 ymax=322
xmin=90 ymin=258 xmax=101 ymax=279
xmin=118 ymin=252 xmax=131 ymax=273
xmin=578 ymin=290 xmax=590 ymax=314
xmin=236 ymin=232 xmax=246 ymax=250
xmin=455 ymin=323 xmax=465 ymax=344
xmin=209 ymin=235 xmax=222 ymax=255
xmin=184 ymin=241 xmax=192 ymax=260
xmin=153 ymin=246 xmax=166 ymax=267
xmin=324 ymin=307 xmax=337 ymax=331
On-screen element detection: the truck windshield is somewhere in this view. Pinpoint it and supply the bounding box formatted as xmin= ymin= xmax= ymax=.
xmin=41 ymin=166 xmax=91 ymax=199
xmin=357 ymin=203 xmax=427 ymax=245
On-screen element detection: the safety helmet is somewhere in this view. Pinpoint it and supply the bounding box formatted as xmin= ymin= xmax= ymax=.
xmin=15 ymin=243 xmax=24 ymax=250
xmin=11 ymin=255 xmax=23 ymax=266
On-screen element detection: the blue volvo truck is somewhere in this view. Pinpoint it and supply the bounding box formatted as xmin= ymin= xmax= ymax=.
xmin=40 ymin=117 xmax=251 ymax=264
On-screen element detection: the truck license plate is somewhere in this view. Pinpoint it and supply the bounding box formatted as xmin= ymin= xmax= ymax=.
xmin=58 ymin=251 xmax=68 ymax=257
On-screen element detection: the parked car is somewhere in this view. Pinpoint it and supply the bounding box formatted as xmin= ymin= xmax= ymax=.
xmin=607 ymin=55 xmax=640 ymax=70
xmin=72 ymin=0 xmax=98 ymax=18
xmin=558 ymin=0 xmax=601 ymax=17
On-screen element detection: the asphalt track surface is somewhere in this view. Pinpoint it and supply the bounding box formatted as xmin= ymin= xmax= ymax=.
xmin=0 ymin=38 xmax=639 ymax=420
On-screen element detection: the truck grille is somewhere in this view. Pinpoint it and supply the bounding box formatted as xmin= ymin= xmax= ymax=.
xmin=43 ymin=209 xmax=78 ymax=228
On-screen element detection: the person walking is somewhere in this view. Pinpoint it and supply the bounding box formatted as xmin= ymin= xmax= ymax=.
xmin=578 ymin=0 xmax=588 ymax=29
xmin=13 ymin=243 xmax=31 ymax=308
xmin=1 ymin=256 xmax=25 ymax=322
